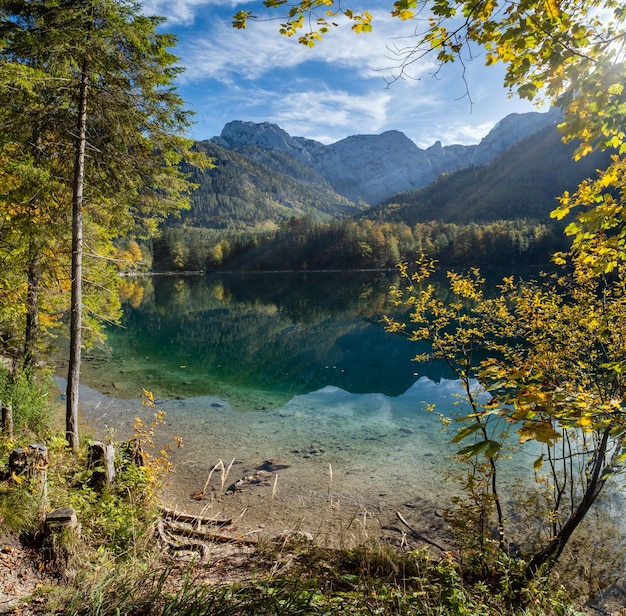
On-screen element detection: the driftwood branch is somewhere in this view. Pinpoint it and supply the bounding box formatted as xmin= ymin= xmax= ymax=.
xmin=162 ymin=518 xmax=259 ymax=545
xmin=156 ymin=507 xmax=259 ymax=562
xmin=159 ymin=506 xmax=232 ymax=527
xmin=395 ymin=511 xmax=447 ymax=552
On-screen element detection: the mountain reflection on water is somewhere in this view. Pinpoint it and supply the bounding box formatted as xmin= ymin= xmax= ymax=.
xmin=83 ymin=270 xmax=457 ymax=409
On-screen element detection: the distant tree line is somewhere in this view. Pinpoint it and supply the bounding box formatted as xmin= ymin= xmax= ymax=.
xmin=150 ymin=217 xmax=567 ymax=272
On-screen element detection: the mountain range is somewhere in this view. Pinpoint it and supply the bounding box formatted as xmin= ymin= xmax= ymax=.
xmin=209 ymin=109 xmax=562 ymax=205
xmin=181 ymin=108 xmax=607 ymax=232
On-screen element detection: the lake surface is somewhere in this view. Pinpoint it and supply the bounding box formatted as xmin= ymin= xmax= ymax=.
xmin=67 ymin=270 xmax=545 ymax=543
xmin=83 ymin=270 xmax=452 ymax=405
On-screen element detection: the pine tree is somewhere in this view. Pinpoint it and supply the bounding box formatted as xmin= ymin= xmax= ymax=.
xmin=0 ymin=0 xmax=208 ymax=450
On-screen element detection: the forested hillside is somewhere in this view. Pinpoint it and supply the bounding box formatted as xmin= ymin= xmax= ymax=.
xmin=367 ymin=126 xmax=613 ymax=225
xmin=152 ymin=125 xmax=595 ymax=271
xmin=180 ymin=141 xmax=365 ymax=231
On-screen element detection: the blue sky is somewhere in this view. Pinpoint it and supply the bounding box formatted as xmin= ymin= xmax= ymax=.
xmin=141 ymin=0 xmax=545 ymax=147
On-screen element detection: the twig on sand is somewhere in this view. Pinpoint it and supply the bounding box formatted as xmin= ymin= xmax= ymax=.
xmin=395 ymin=511 xmax=447 ymax=552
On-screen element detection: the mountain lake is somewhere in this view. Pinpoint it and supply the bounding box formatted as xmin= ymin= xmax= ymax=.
xmin=54 ymin=269 xmax=624 ymax=547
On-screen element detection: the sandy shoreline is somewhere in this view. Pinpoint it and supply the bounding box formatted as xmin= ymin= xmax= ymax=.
xmin=64 ymin=375 xmax=453 ymax=550
xmin=159 ymin=440 xmax=450 ymax=549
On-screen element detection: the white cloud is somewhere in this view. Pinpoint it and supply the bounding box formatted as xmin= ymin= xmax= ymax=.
xmin=141 ymin=0 xmax=206 ymax=25
xmin=271 ymin=88 xmax=393 ymax=142
xmin=141 ymin=0 xmax=241 ymax=25
xmin=166 ymin=1 xmax=544 ymax=145
xmin=438 ymin=121 xmax=498 ymax=145
xmin=177 ymin=21 xmax=310 ymax=83
xmin=176 ymin=11 xmax=437 ymax=84
xmin=173 ymin=10 xmax=449 ymax=142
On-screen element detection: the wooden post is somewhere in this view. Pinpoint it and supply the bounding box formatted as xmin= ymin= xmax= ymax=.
xmin=29 ymin=443 xmax=49 ymax=516
xmin=1 ymin=403 xmax=13 ymax=439
xmin=45 ymin=507 xmax=79 ymax=536
xmin=87 ymin=441 xmax=116 ymax=488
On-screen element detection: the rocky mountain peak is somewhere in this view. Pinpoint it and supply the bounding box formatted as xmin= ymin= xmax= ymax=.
xmin=472 ymin=108 xmax=561 ymax=166
xmin=306 ymin=130 xmax=434 ymax=204
xmin=213 ymin=120 xmax=312 ymax=163
xmin=210 ymin=109 xmax=562 ymax=205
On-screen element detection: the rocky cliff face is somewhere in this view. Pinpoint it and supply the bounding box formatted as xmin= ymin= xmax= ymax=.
xmin=214 ymin=121 xmax=313 ymax=165
xmin=212 ymin=109 xmax=561 ymax=205
xmin=301 ymin=130 xmax=435 ymax=204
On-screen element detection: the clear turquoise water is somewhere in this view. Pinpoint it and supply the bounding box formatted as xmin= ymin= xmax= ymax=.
xmin=81 ymin=271 xmax=454 ymax=405
xmin=65 ymin=271 xmax=559 ymax=541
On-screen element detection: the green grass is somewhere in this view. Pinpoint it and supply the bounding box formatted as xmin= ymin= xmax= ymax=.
xmin=0 ymin=365 xmax=56 ymax=438
xmin=55 ymin=542 xmax=585 ymax=616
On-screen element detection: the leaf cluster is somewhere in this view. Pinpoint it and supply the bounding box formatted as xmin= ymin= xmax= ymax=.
xmin=385 ymin=254 xmax=626 ymax=575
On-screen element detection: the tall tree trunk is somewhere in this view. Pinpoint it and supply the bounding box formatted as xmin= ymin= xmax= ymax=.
xmin=24 ymin=129 xmax=44 ymax=375
xmin=66 ymin=59 xmax=89 ymax=453
xmin=23 ymin=245 xmax=41 ymax=373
